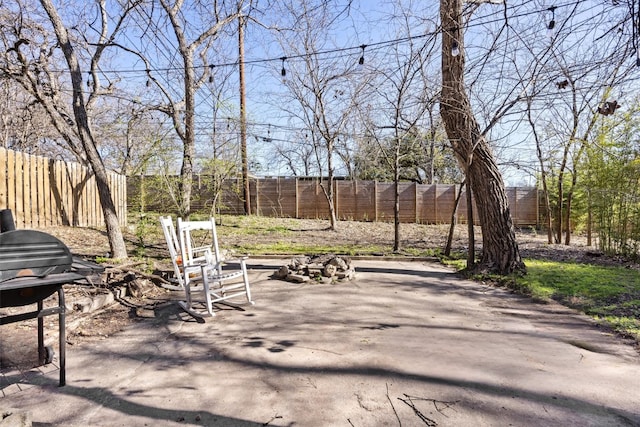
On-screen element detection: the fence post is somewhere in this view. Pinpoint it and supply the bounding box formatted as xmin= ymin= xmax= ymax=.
xmin=334 ymin=178 xmax=339 ymax=219
xmin=353 ymin=179 xmax=359 ymax=221
xmin=373 ymin=180 xmax=378 ymax=221
xmin=414 ymin=182 xmax=418 ymax=223
xmin=14 ymin=151 xmax=24 ymax=228
xmin=512 ymin=187 xmax=518 ymax=226
xmin=6 ymin=150 xmax=15 ymax=221
xmin=24 ymin=153 xmax=33 ymax=228
xmin=295 ymin=177 xmax=299 ymax=218
xmin=255 ymin=177 xmax=260 ymax=215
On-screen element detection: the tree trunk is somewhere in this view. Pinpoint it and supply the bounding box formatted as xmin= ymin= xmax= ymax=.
xmin=445 ymin=182 xmax=465 ymax=257
xmin=40 ymin=0 xmax=127 ymax=259
xmin=322 ymin=139 xmax=338 ymax=231
xmin=179 ymin=52 xmax=195 ymax=218
xmin=393 ymin=157 xmax=401 ymax=252
xmin=541 ymin=172 xmax=554 ymax=244
xmin=556 ymin=163 xmax=565 ymax=244
xmin=527 ymin=99 xmax=554 ymax=244
xmin=440 ymin=0 xmax=524 ymax=275
xmin=318 ymin=177 xmax=338 ymax=231
xmin=465 ymin=168 xmax=475 ymax=268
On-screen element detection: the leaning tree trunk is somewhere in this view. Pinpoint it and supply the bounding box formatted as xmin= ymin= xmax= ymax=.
xmin=440 ymin=0 xmax=525 ymax=275
xmin=41 ymin=0 xmax=127 ymax=259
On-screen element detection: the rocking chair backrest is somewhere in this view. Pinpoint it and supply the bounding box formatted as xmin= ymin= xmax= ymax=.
xmin=159 ymin=216 xmax=185 ymax=288
xmin=177 ymin=218 xmax=223 ymax=269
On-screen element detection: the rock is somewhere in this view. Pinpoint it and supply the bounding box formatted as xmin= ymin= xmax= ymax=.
xmin=70 ymin=292 xmax=115 ymax=313
xmin=323 ymin=264 xmax=338 ymax=277
xmin=274 ymin=265 xmax=290 ymax=279
xmin=127 ymin=278 xmax=155 ymax=298
xmin=327 ymin=256 xmax=349 ymax=270
xmin=290 ymin=257 xmax=310 ymax=269
xmin=287 ymin=273 xmax=310 ymax=283
xmin=337 ymin=269 xmax=356 ymax=280
xmin=275 ymin=255 xmax=356 ymax=283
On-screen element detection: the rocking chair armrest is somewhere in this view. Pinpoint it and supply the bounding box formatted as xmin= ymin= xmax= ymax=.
xmin=225 ymin=254 xmax=250 ymax=261
xmin=192 ymin=247 xmax=213 ymax=261
xmin=219 ymin=255 xmax=250 ymax=268
xmin=192 ymin=246 xmax=213 ymax=255
xmin=181 ymin=263 xmax=205 ymax=274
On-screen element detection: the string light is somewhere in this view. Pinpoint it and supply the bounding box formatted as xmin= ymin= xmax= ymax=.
xmin=208 ymin=64 xmax=214 ymax=83
xmin=145 ymin=69 xmax=150 ymax=87
xmin=547 ymin=6 xmax=556 ymax=37
xmin=451 ymin=40 xmax=460 ymax=57
xmin=86 ymin=72 xmax=91 ymax=87
xmin=358 ymin=44 xmax=366 ymax=65
xmin=280 ymin=57 xmax=287 ymax=78
xmin=22 ymin=2 xmax=590 ymax=80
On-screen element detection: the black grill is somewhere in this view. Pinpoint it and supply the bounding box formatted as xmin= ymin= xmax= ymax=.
xmin=0 ymin=210 xmax=104 ymax=386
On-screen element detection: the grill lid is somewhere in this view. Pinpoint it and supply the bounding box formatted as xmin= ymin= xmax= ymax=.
xmin=0 ymin=230 xmax=73 ymax=283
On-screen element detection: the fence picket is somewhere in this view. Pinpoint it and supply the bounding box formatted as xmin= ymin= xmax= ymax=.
xmin=0 ymin=148 xmax=6 ymax=210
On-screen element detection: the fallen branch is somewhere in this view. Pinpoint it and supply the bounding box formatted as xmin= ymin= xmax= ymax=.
xmin=105 ymin=265 xmax=172 ymax=287
xmin=397 ymin=394 xmax=459 ymax=426
xmin=397 ymin=395 xmax=437 ymax=427
xmin=263 ymin=414 xmax=283 ymax=426
xmin=386 ymin=383 xmax=402 ymax=427
xmin=401 ymin=394 xmax=459 ymax=417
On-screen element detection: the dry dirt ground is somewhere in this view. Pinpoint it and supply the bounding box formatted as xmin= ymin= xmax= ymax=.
xmin=1 ymin=219 xmax=638 ymax=372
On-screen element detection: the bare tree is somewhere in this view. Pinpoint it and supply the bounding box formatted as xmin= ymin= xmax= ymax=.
xmin=276 ymin=0 xmax=363 ymax=230
xmin=517 ymin=2 xmax=636 ymax=245
xmin=127 ymin=0 xmax=244 ymax=217
xmin=0 ymin=0 xmax=138 ymax=258
xmin=96 ymin=100 xmax=175 ymax=176
xmin=271 ymin=132 xmax=317 ymax=176
xmin=0 ymin=79 xmax=59 ymax=154
xmin=357 ymin=20 xmax=440 ymax=251
xmin=440 ymin=0 xmax=525 ymax=274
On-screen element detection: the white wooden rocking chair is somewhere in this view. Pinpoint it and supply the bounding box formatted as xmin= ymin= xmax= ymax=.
xmin=160 ymin=216 xmax=253 ymax=318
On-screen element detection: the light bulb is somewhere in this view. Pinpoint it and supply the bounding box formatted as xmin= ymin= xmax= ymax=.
xmin=451 ymin=41 xmax=460 ymax=57
xmin=546 ymin=6 xmax=556 ymax=38
xmin=358 ymin=44 xmax=366 ymax=66
xmin=280 ymin=57 xmax=287 ymax=79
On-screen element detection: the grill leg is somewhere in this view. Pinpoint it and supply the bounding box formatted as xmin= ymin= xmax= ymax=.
xmin=37 ymin=300 xmax=45 ymax=365
xmin=58 ymin=287 xmax=65 ymax=386
xmin=36 ymin=288 xmax=66 ymax=386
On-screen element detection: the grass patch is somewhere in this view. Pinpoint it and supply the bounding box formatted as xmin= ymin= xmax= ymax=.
xmin=448 ymin=258 xmax=640 ymax=342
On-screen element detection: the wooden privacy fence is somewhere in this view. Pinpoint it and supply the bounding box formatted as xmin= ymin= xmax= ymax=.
xmin=0 ymin=147 xmax=127 ymax=229
xmin=129 ymin=175 xmax=539 ymax=226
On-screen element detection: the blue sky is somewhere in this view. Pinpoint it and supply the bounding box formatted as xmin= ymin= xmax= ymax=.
xmin=95 ymin=0 xmax=638 ymax=186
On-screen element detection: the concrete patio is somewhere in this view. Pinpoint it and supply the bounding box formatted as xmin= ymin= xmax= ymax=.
xmin=1 ymin=259 xmax=639 ymax=426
